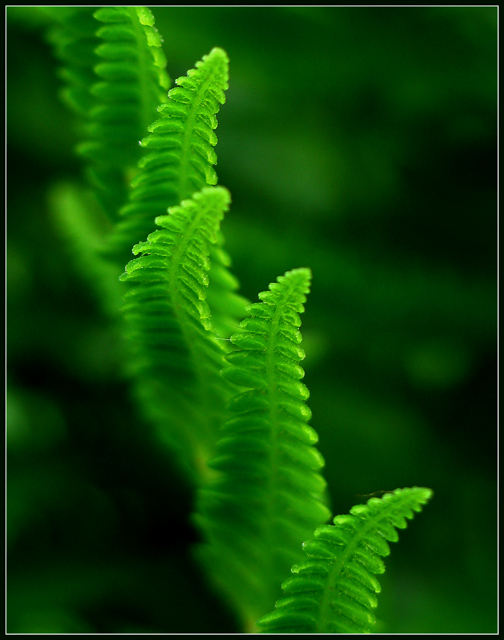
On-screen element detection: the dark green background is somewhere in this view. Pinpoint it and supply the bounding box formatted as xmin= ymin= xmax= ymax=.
xmin=7 ymin=7 xmax=497 ymax=633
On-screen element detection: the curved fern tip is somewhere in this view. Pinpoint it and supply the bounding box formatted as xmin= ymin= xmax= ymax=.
xmin=256 ymin=485 xmax=432 ymax=634
xmin=391 ymin=485 xmax=433 ymax=504
xmin=135 ymin=6 xmax=155 ymax=27
xmin=207 ymin=46 xmax=229 ymax=62
xmin=282 ymin=267 xmax=312 ymax=286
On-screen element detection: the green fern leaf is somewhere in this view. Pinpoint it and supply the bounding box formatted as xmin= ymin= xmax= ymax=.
xmin=105 ymin=46 xmax=229 ymax=261
xmin=194 ymin=268 xmax=331 ymax=628
xmin=256 ymin=486 xmax=433 ymax=634
xmin=119 ymin=186 xmax=234 ymax=481
xmin=106 ymin=45 xmax=248 ymax=337
xmin=47 ymin=6 xmax=170 ymax=221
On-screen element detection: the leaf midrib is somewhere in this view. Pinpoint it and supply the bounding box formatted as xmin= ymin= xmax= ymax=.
xmin=166 ymin=202 xmax=222 ymax=476
xmin=263 ymin=279 xmax=303 ymax=609
xmin=178 ymin=63 xmax=217 ymax=202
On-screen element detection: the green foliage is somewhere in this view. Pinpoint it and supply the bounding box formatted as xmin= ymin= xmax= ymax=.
xmin=12 ymin=6 xmax=432 ymax=633
xmin=46 ymin=7 xmax=169 ymax=221
xmin=120 ymin=187 xmax=233 ymax=479
xmin=257 ymin=487 xmax=432 ymax=633
xmin=104 ymin=46 xmax=229 ymax=263
xmin=195 ymin=268 xmax=331 ymax=625
xmin=105 ymin=44 xmax=247 ymax=338
xmin=8 ymin=6 xmax=496 ymax=635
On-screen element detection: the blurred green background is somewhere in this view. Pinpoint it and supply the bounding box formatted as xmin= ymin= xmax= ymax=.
xmin=7 ymin=6 xmax=497 ymax=634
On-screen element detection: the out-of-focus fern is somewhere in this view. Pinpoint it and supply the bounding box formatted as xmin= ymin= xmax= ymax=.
xmin=195 ymin=268 xmax=331 ymax=628
xmin=256 ymin=487 xmax=433 ymax=633
xmin=47 ymin=6 xmax=170 ymax=222
xmin=119 ymin=187 xmax=233 ymax=480
xmin=45 ymin=8 xmax=100 ymax=118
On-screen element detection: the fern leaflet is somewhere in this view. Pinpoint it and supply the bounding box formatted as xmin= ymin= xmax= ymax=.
xmin=256 ymin=486 xmax=433 ymax=634
xmin=194 ymin=268 xmax=331 ymax=628
xmin=119 ymin=186 xmax=233 ymax=481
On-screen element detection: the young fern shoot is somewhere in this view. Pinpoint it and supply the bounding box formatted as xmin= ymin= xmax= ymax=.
xmin=256 ymin=486 xmax=433 ymax=633
xmin=120 ymin=187 xmax=234 ymax=482
xmin=195 ymin=268 xmax=331 ymax=629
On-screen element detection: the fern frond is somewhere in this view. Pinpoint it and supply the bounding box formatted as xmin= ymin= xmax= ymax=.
xmin=104 ymin=46 xmax=228 ymax=261
xmin=106 ymin=45 xmax=248 ymax=336
xmin=256 ymin=486 xmax=433 ymax=634
xmin=119 ymin=186 xmax=233 ymax=481
xmin=194 ymin=268 xmax=331 ymax=628
xmin=47 ymin=7 xmax=170 ymax=221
